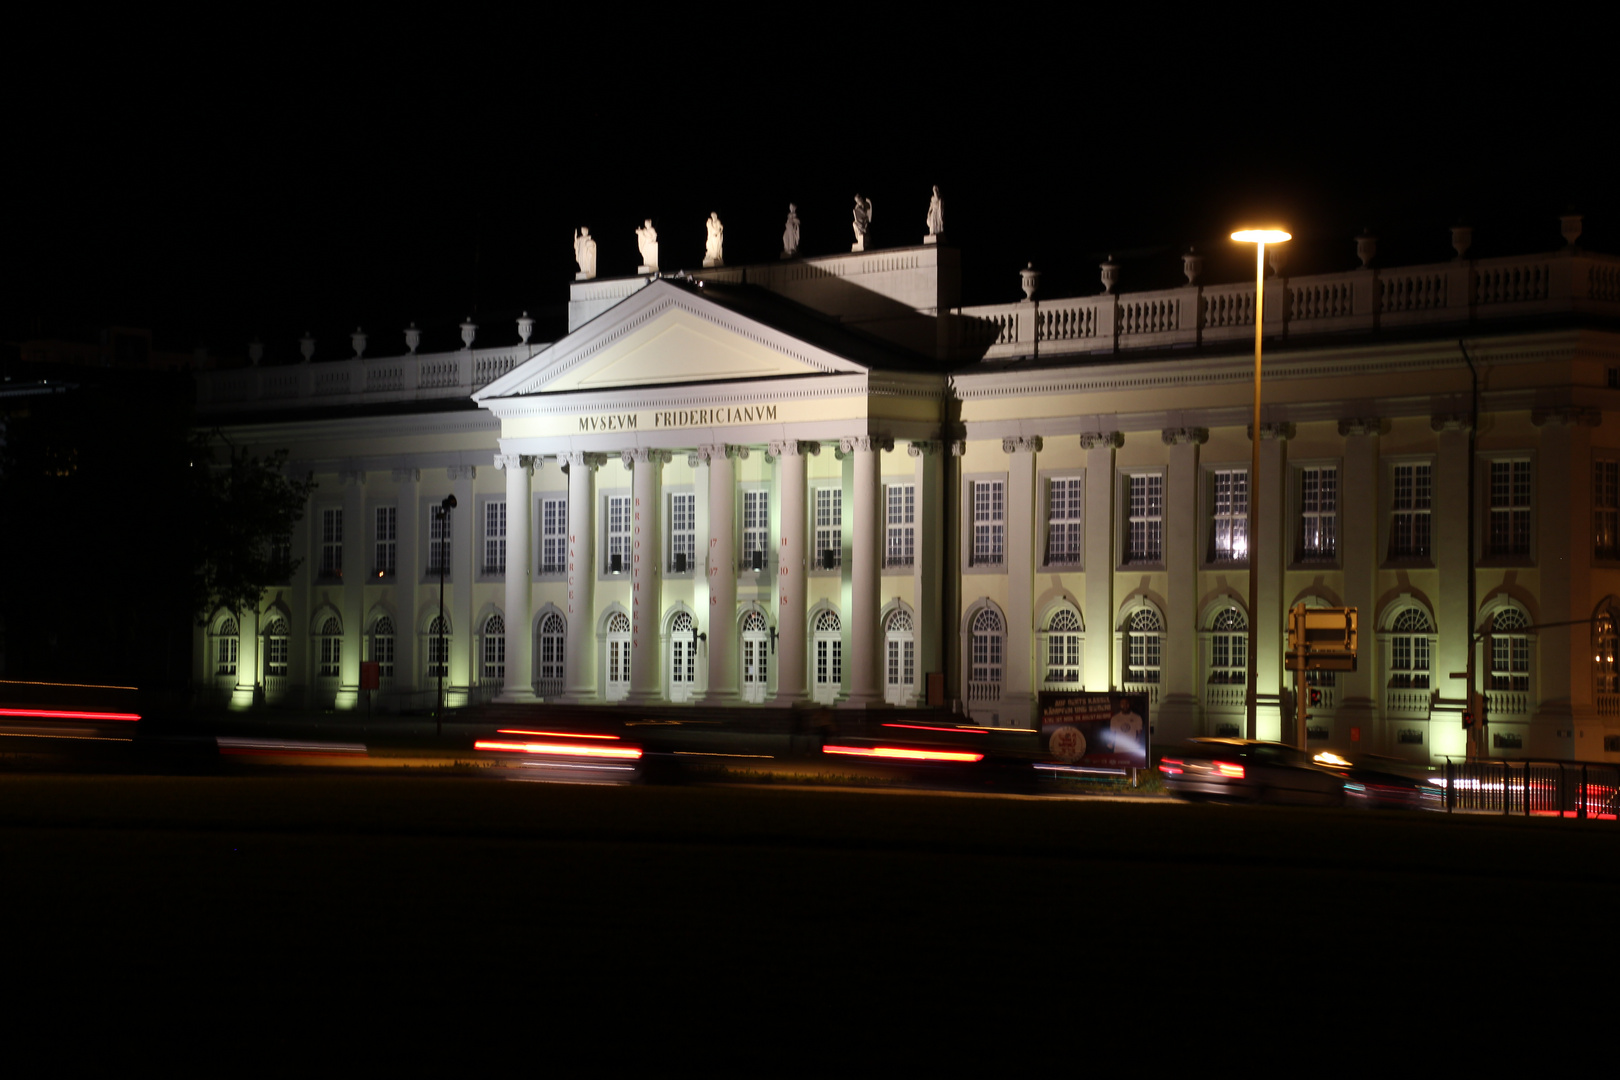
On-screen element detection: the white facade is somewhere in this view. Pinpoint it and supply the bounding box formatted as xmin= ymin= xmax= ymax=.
xmin=196 ymin=229 xmax=1620 ymax=765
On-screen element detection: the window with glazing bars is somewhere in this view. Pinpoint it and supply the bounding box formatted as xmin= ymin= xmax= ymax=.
xmin=320 ymin=509 xmax=343 ymax=578
xmin=607 ymin=495 xmax=630 ymax=572
xmin=1046 ymin=477 xmax=1082 ymax=565
xmin=483 ymin=502 xmax=507 ymax=573
xmin=669 ymin=492 xmax=695 ymax=572
xmin=1597 ymin=461 xmax=1620 ymax=560
xmin=1488 ymin=460 xmax=1531 ymax=556
xmin=429 ymin=505 xmax=452 ymax=574
xmin=971 ymin=480 xmax=1004 ymax=566
xmin=1390 ymin=463 xmax=1431 ymax=558
xmin=375 ymin=507 xmax=397 ymax=576
xmin=815 ymin=488 xmax=841 ymax=569
xmin=742 ymin=489 xmax=770 ymax=570
xmin=1211 ymin=470 xmax=1248 ymax=561
xmin=541 ymin=497 xmax=567 ymax=574
xmin=1126 ymin=475 xmax=1163 ymax=563
xmin=886 ymin=483 xmax=915 ymax=568
xmin=1299 ymin=467 xmax=1336 ymax=559
xmin=483 ymin=615 xmax=505 ymax=679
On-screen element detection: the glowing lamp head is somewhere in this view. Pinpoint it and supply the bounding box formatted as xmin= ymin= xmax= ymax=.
xmin=1231 ymin=229 xmax=1291 ymax=244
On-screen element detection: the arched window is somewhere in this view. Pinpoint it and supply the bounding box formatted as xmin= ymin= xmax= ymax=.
xmin=669 ymin=611 xmax=696 ymax=702
xmin=1044 ymin=607 xmax=1082 ymax=686
xmin=605 ymin=612 xmax=630 ymax=701
xmin=372 ymin=617 xmax=396 ymax=679
xmin=1209 ymin=607 xmax=1247 ymax=685
xmin=263 ymin=618 xmax=289 ymax=678
xmin=483 ymin=614 xmax=506 ymax=681
xmin=969 ymin=608 xmax=1004 ymax=702
xmin=1125 ymin=609 xmax=1162 ymax=684
xmin=537 ymin=612 xmax=565 ymax=694
xmin=426 ymin=615 xmax=450 ymax=681
xmin=1389 ymin=608 xmax=1432 ymax=689
xmin=1597 ymin=609 xmax=1619 ymax=698
xmin=215 ymin=617 xmax=239 ymax=678
xmin=885 ymin=608 xmax=916 ymax=705
xmin=1489 ymin=608 xmax=1529 ymax=692
xmin=812 ymin=609 xmax=842 ymax=704
xmin=318 ymin=617 xmax=342 ymax=678
xmin=741 ymin=609 xmax=769 ymax=703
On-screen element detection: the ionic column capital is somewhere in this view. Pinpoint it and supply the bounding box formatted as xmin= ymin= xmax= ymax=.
xmin=1337 ymin=418 xmax=1383 ymax=437
xmin=1429 ymin=413 xmax=1472 ymax=433
xmin=696 ymin=443 xmax=750 ymax=464
xmin=391 ymin=468 xmax=420 ymax=483
xmin=1078 ymin=431 xmax=1124 ymax=450
xmin=559 ymin=451 xmax=605 ymax=471
xmin=1532 ymin=406 xmax=1602 ymax=428
xmin=338 ymin=469 xmax=367 ymax=485
xmin=906 ymin=440 xmax=940 ymax=458
xmin=447 ymin=465 xmax=477 ymax=481
xmin=839 ymin=435 xmax=893 ymax=455
xmin=948 ymin=440 xmax=968 ymax=456
xmin=1248 ymin=422 xmax=1295 ymax=441
xmin=492 ymin=453 xmax=532 ymax=473
xmin=1161 ymin=427 xmax=1208 ymax=446
xmin=621 ymin=448 xmax=672 ymax=468
xmin=1001 ymin=436 xmax=1043 ymax=455
xmin=768 ymin=439 xmax=819 ymax=458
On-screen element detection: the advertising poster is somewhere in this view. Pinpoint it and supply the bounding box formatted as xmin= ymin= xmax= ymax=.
xmin=1038 ymin=691 xmax=1150 ymax=768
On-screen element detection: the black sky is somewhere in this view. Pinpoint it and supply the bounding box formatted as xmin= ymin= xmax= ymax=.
xmin=6 ymin=13 xmax=1608 ymax=360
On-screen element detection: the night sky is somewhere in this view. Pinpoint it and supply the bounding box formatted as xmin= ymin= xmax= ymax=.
xmin=7 ymin=15 xmax=1608 ymax=361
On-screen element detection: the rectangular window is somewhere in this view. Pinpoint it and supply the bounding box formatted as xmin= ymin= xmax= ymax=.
xmin=669 ymin=492 xmax=695 ymax=572
xmin=484 ymin=501 xmax=507 ymax=574
xmin=269 ymin=534 xmax=292 ymax=578
xmin=815 ymin=487 xmax=842 ymax=569
xmin=1487 ymin=460 xmax=1531 ymax=557
xmin=1299 ymin=466 xmax=1337 ymax=560
xmin=1598 ymin=460 xmax=1620 ymax=560
xmin=1045 ymin=477 xmax=1082 ymax=566
xmin=1125 ymin=474 xmax=1163 ymax=564
xmin=428 ymin=504 xmax=452 ymax=575
xmin=319 ymin=636 xmax=340 ymax=678
xmin=320 ymin=508 xmax=343 ymax=578
xmin=606 ymin=494 xmax=631 ymax=573
xmin=1211 ymin=469 xmax=1249 ymax=561
xmin=217 ymin=636 xmax=238 ymax=676
xmin=484 ymin=631 xmax=506 ymax=680
xmin=374 ymin=632 xmax=394 ymax=678
xmin=427 ymin=635 xmax=448 ymax=678
xmin=540 ymin=497 xmax=567 ymax=574
xmin=971 ymin=480 xmax=1004 ymax=566
xmin=374 ymin=507 xmax=397 ymax=577
xmin=743 ymin=489 xmax=770 ymax=570
xmin=886 ymin=483 xmax=915 ymax=569
xmin=266 ymin=636 xmax=289 ymax=677
xmin=1390 ymin=462 xmax=1432 ymax=559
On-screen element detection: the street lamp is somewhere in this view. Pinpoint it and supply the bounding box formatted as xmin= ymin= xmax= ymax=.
xmin=1231 ymin=228 xmax=1291 ymax=742
xmin=435 ymin=493 xmax=457 ymax=737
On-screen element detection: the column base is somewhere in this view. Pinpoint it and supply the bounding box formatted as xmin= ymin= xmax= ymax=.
xmin=700 ymin=689 xmax=741 ymax=707
xmin=839 ymin=693 xmax=887 ymax=709
xmin=1155 ymin=694 xmax=1202 ymax=744
xmin=229 ymin=686 xmax=258 ymax=711
xmin=622 ymin=691 xmax=663 ymax=706
xmin=769 ymin=694 xmax=808 ymax=709
xmin=496 ymin=688 xmax=540 ymax=705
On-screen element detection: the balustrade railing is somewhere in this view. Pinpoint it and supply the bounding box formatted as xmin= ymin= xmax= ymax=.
xmin=197 ymin=344 xmax=540 ymax=412
xmin=1384 ymin=687 xmax=1432 ymax=716
xmin=1122 ymin=682 xmax=1160 ymax=708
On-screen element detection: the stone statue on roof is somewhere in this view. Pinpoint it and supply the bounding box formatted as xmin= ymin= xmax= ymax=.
xmin=851 ymin=194 xmax=873 ymax=252
xmin=782 ymin=203 xmax=800 ymax=258
xmin=573 ymin=227 xmax=597 ymax=279
xmin=925 ymin=185 xmax=944 ymax=244
xmin=703 ymin=212 xmax=724 ymax=267
xmin=635 ymin=219 xmax=659 ymax=274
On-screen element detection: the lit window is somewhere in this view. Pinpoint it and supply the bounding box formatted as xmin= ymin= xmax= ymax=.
xmin=483 ymin=614 xmax=505 ymax=680
xmin=264 ymin=618 xmax=289 ymax=677
xmin=1597 ymin=461 xmax=1619 ymax=560
xmin=1487 ymin=608 xmax=1530 ymax=693
xmin=1597 ymin=610 xmax=1619 ymax=696
xmin=1389 ymin=608 xmax=1432 ymax=688
xmin=1299 ymin=467 xmax=1337 ymax=560
xmin=670 ymin=611 xmax=696 ymax=690
xmin=815 ymin=487 xmax=842 ymax=569
xmin=320 ymin=509 xmax=343 ymax=579
xmin=1209 ymin=607 xmax=1247 ymax=685
xmin=538 ymin=613 xmax=565 ymax=686
xmin=606 ymin=495 xmax=630 ymax=573
xmin=669 ymin=492 xmax=695 ymax=572
xmin=216 ymin=618 xmax=239 ymax=676
xmin=375 ymin=507 xmax=397 ymax=576
xmin=971 ymin=480 xmax=1004 ymax=567
xmin=1211 ymin=470 xmax=1249 ymax=561
xmin=1125 ymin=475 xmax=1163 ymax=563
xmin=1126 ymin=609 xmax=1162 ymax=684
xmin=1045 ymin=477 xmax=1082 ymax=566
xmin=970 ymin=608 xmax=1004 ymax=691
xmin=742 ymin=490 xmax=770 ymax=570
xmin=886 ymin=483 xmax=916 ymax=569
xmin=540 ymin=497 xmax=567 ymax=575
xmin=1390 ymin=463 xmax=1432 ymax=559
xmin=484 ymin=501 xmax=507 ymax=574
xmin=1044 ymin=608 xmax=1082 ymax=685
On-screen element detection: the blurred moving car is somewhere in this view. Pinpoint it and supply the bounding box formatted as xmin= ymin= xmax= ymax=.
xmin=1158 ymin=738 xmax=1441 ymax=809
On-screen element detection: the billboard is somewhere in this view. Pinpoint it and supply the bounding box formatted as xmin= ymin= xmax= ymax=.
xmin=1038 ymin=691 xmax=1150 ymax=768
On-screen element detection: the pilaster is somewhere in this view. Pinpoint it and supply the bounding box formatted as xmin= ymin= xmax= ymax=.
xmin=1001 ymin=436 xmax=1042 ymax=726
xmin=910 ymin=441 xmax=944 ymax=705
xmin=1159 ymin=427 xmax=1207 ymax=739
xmin=771 ymin=440 xmax=816 ymax=706
xmin=336 ymin=469 xmax=366 ymax=710
xmin=562 ymin=452 xmax=603 ymax=702
xmin=1080 ymin=431 xmax=1123 ymax=694
xmin=1255 ymin=423 xmax=1292 ymax=738
xmin=699 ymin=443 xmax=744 ymax=704
xmin=495 ymin=454 xmax=536 ymax=703
xmin=392 ymin=468 xmax=420 ymax=690
xmin=1336 ymin=420 xmax=1380 ymax=745
xmin=1532 ymin=406 xmax=1600 ymax=756
xmin=449 ymin=465 xmax=476 ymax=706
xmin=1430 ymin=415 xmax=1470 ymax=757
xmin=623 ymin=448 xmax=669 ymax=704
xmin=842 ymin=435 xmax=892 ymax=708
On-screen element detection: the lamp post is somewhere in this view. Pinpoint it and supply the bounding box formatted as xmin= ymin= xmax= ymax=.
xmin=435 ymin=493 xmax=457 ymax=737
xmin=1231 ymin=228 xmax=1291 ymax=742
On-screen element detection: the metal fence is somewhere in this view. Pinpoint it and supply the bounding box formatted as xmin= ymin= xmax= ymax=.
xmin=1440 ymin=759 xmax=1620 ymax=820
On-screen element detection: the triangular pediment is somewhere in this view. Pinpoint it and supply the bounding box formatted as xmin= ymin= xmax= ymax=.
xmin=474 ymin=280 xmax=869 ymax=401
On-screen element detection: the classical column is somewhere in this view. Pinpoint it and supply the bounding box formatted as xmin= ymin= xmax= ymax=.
xmin=1336 ymin=420 xmax=1380 ymax=744
xmin=1159 ymin=427 xmax=1207 ymax=740
xmin=1431 ymin=414 xmax=1471 ymax=755
xmin=393 ymin=468 xmax=420 ymax=689
xmin=842 ymin=435 xmax=892 ymax=708
xmin=562 ymin=452 xmax=602 ymax=702
xmin=624 ymin=448 xmax=668 ymax=704
xmin=449 ymin=465 xmax=476 ymax=705
xmin=910 ymin=441 xmax=943 ymax=705
xmin=1256 ymin=423 xmax=1291 ymax=739
xmin=771 ymin=439 xmax=816 ymax=706
xmin=1532 ymin=406 xmax=1599 ymax=757
xmin=231 ymin=606 xmax=260 ymax=710
xmin=336 ymin=469 xmax=366 ymax=710
xmin=1081 ymin=431 xmax=1123 ymax=692
xmin=495 ymin=453 xmax=536 ymax=703
xmin=1002 ymin=436 xmax=1042 ymax=726
xmin=699 ymin=443 xmax=743 ymax=704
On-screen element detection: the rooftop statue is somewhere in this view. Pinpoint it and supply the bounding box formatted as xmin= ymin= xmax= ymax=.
xmin=925 ymin=185 xmax=944 ymax=243
xmin=704 ymin=212 xmax=724 ymax=267
xmin=573 ymin=227 xmax=597 ymax=279
xmin=635 ymin=219 xmax=659 ymax=273
xmin=782 ymin=203 xmax=800 ymax=258
xmin=852 ymin=194 xmax=873 ymax=252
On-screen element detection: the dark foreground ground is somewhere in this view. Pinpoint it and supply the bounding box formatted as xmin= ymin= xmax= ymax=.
xmin=4 ymin=770 xmax=1613 ymax=1069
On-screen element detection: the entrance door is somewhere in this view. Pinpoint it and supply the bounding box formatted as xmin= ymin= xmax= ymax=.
xmin=741 ymin=609 xmax=769 ymax=704
xmin=812 ymin=609 xmax=842 ymax=705
xmin=605 ymin=612 xmax=630 ymax=702
xmin=884 ymin=609 xmax=915 ymax=706
xmin=669 ymin=611 xmax=696 ymax=703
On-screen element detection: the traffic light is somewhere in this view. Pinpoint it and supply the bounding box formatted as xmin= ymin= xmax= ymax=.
xmin=1308 ymin=687 xmax=1323 ymax=709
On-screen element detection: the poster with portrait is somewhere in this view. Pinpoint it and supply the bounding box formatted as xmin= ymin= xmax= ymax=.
xmin=1038 ymin=691 xmax=1150 ymax=768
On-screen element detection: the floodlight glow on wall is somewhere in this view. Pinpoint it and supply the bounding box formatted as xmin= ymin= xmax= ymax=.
xmin=1231 ymin=226 xmax=1291 ymax=744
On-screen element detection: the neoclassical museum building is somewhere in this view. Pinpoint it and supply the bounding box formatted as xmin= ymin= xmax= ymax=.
xmin=195 ymin=210 xmax=1620 ymax=765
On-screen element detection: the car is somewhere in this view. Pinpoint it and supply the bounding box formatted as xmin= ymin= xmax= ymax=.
xmin=1159 ymin=739 xmax=1444 ymax=809
xmin=1317 ymin=750 xmax=1443 ymax=810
